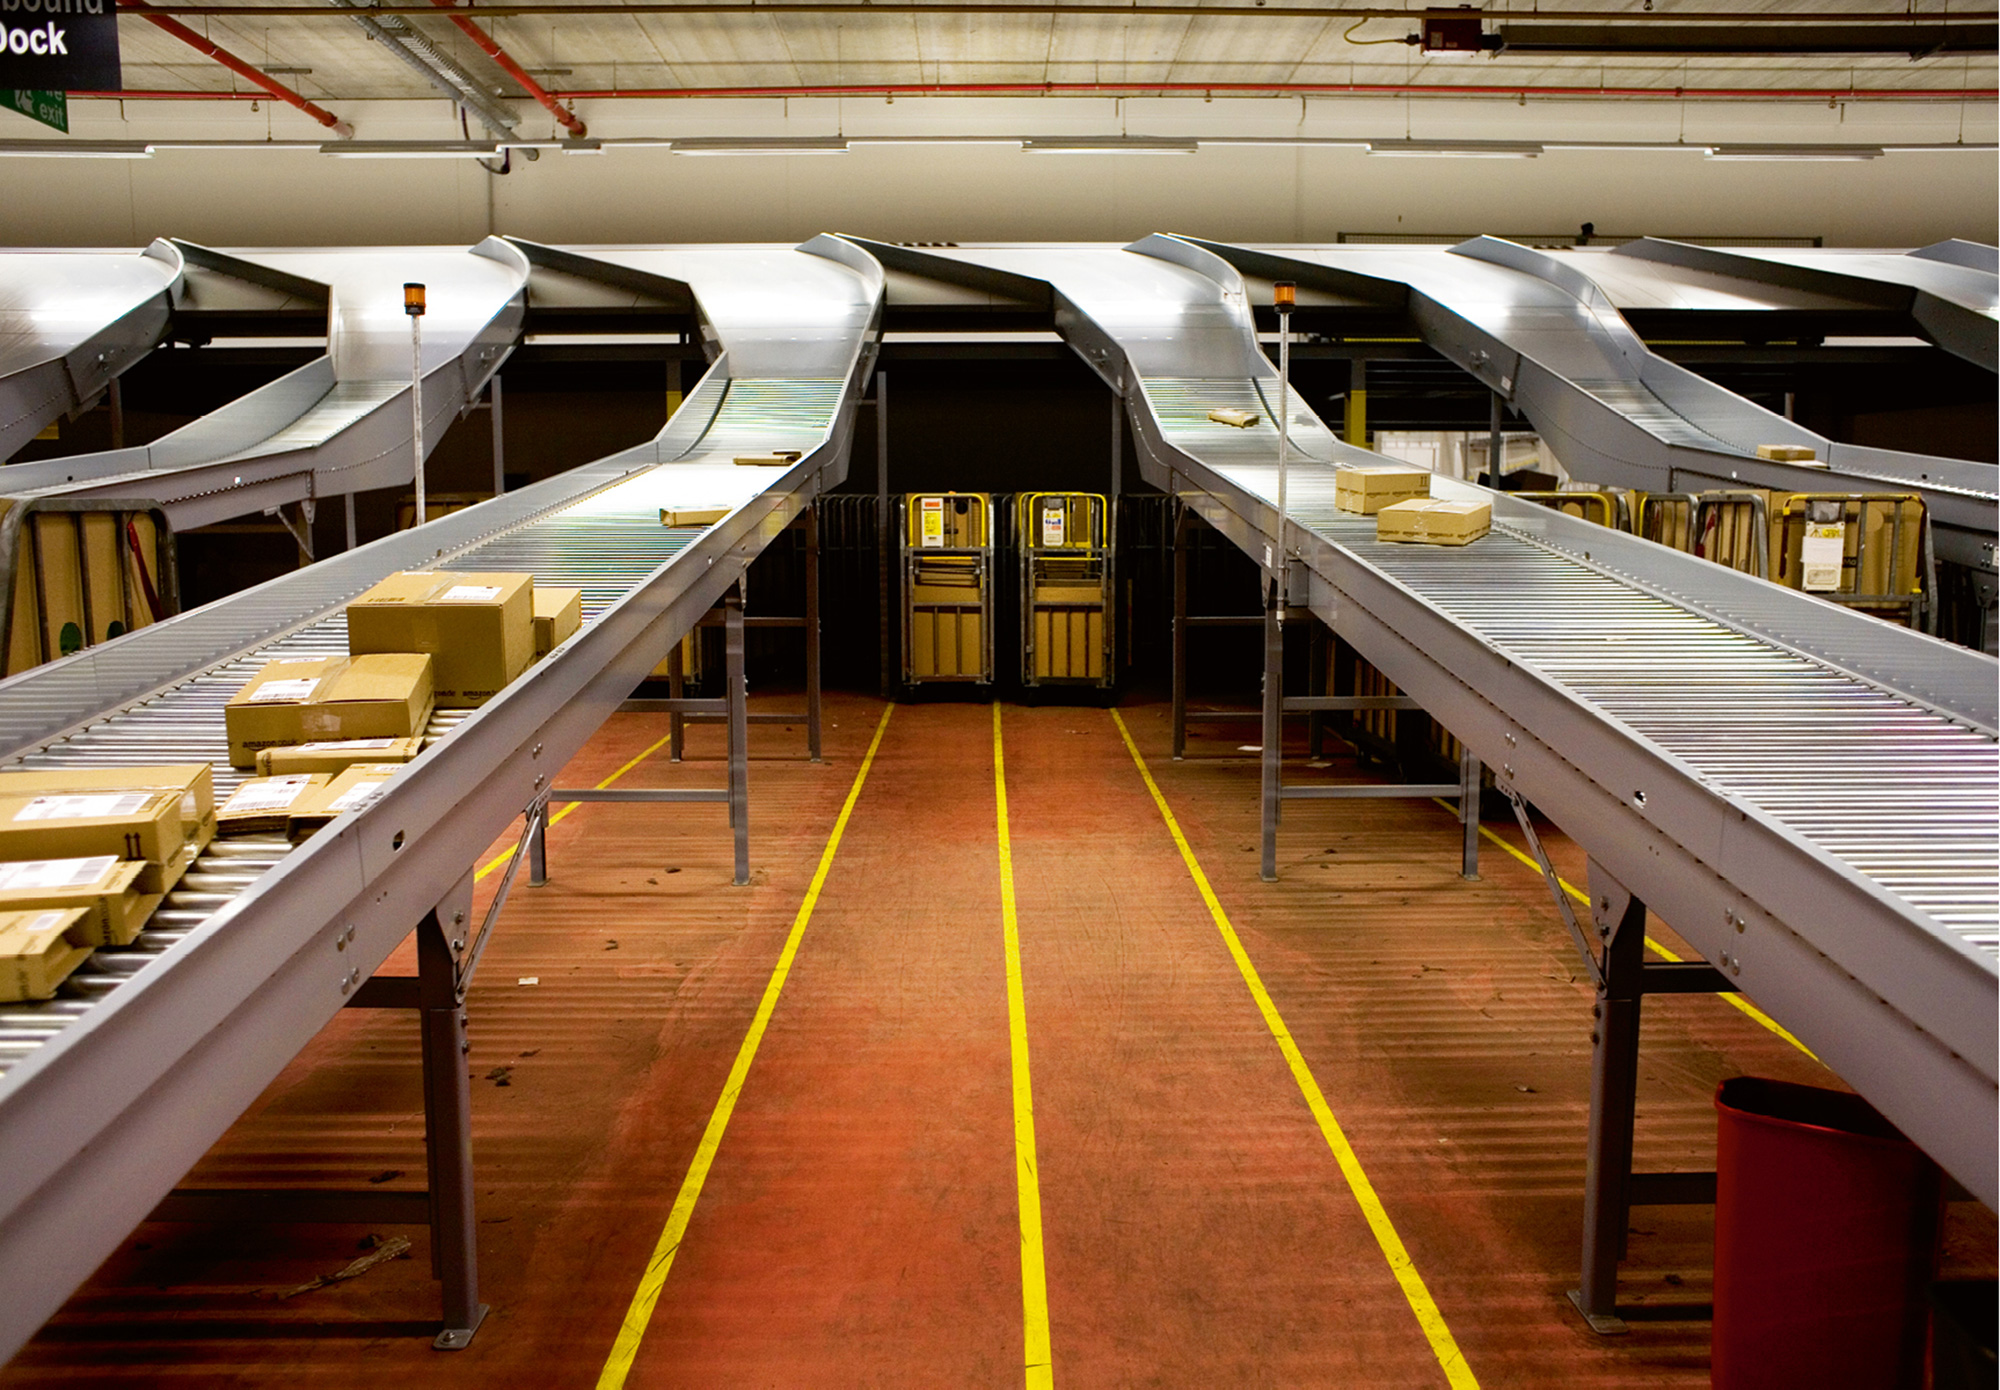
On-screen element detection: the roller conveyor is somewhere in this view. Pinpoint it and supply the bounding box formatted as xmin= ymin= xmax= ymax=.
xmin=857 ymin=235 xmax=1998 ymax=1215
xmin=0 ymin=235 xmax=882 ymax=1360
xmin=1182 ymin=235 xmax=1999 ymax=573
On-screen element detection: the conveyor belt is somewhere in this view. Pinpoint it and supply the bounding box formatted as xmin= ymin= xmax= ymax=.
xmin=1178 ymin=236 xmax=1999 ymax=573
xmin=0 ymin=240 xmax=526 ymax=531
xmin=852 ymin=234 xmax=1999 ymax=1209
xmin=0 ymin=235 xmax=882 ymax=1361
xmin=0 ymin=242 xmax=183 ymax=464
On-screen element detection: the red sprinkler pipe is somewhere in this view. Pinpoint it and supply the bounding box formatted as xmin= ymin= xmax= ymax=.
xmin=116 ymin=0 xmax=354 ymax=137
xmin=426 ymin=0 xmax=585 ymax=138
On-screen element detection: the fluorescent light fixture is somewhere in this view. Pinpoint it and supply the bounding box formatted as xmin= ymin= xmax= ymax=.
xmin=1705 ymin=144 xmax=1884 ymax=161
xmin=669 ymin=136 xmax=849 ymax=155
xmin=324 ymin=140 xmax=500 ymax=158
xmin=1367 ymin=139 xmax=1542 ymax=158
xmin=145 ymin=141 xmax=318 ymax=152
xmin=1022 ymin=136 xmax=1199 ymax=154
xmin=0 ymin=140 xmax=150 ymax=158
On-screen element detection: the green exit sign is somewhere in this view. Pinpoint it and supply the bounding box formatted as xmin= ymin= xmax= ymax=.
xmin=8 ymin=90 xmax=67 ymax=134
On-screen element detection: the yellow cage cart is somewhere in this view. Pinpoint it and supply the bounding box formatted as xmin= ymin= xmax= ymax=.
xmin=901 ymin=492 xmax=995 ymax=685
xmin=1018 ymin=492 xmax=1113 ymax=689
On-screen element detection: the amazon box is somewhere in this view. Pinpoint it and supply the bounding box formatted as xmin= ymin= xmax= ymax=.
xmin=0 ymin=788 xmax=184 ymax=873
xmin=660 ymin=506 xmax=730 ymax=528
xmin=1336 ymin=465 xmax=1431 ymax=515
xmin=346 ymin=571 xmax=533 ymax=709
xmin=0 ymin=764 xmax=214 ymax=862
xmin=0 ymin=856 xmax=159 ymax=948
xmin=225 ymin=654 xmax=434 ymax=768
xmin=217 ymin=773 xmax=331 ymax=838
xmin=1376 ymin=498 xmax=1492 ymax=547
xmin=0 ymin=908 xmax=93 ymax=1002
xmin=533 ymin=587 xmax=583 ymax=659
xmin=288 ymin=763 xmax=403 ymax=839
xmin=1757 ymin=444 xmax=1822 ymax=463
xmin=257 ymin=736 xmax=421 ymax=777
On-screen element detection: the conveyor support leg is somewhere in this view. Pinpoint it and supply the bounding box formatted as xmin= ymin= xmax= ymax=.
xmin=726 ymin=586 xmax=750 ymax=886
xmin=668 ymin=636 xmax=686 ymax=763
xmin=1171 ymin=507 xmax=1191 ymax=760
xmin=1259 ymin=581 xmax=1281 ymax=883
xmin=1570 ymin=860 xmax=1646 ymax=1335
xmin=417 ymin=906 xmax=488 ymax=1349
xmin=527 ymin=797 xmax=548 ymax=887
xmin=1458 ymin=743 xmax=1481 ymax=880
xmin=804 ymin=507 xmax=822 ymax=763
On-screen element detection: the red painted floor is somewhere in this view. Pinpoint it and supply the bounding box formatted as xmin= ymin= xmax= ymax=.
xmin=0 ymin=692 xmax=1988 ymax=1387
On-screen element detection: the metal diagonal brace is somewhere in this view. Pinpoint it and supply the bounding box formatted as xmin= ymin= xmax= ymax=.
xmin=455 ymin=793 xmax=543 ymax=995
xmin=1502 ymin=786 xmax=1602 ymax=988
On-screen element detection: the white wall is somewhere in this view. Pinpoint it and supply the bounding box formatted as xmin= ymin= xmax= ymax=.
xmin=4 ymin=95 xmax=1993 ymax=247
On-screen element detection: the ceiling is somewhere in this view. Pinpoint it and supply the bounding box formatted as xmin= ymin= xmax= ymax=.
xmin=107 ymin=1 xmax=1996 ymax=110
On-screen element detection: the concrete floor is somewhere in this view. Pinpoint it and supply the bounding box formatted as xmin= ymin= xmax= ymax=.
xmin=1 ymin=691 xmax=1988 ymax=1386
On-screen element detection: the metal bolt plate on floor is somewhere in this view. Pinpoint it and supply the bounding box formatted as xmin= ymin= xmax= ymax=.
xmin=433 ymin=1303 xmax=489 ymax=1350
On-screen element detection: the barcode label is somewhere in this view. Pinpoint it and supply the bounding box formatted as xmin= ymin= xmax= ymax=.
xmin=297 ymin=738 xmax=397 ymax=752
xmin=440 ymin=585 xmax=503 ymax=603
xmin=15 ymin=794 xmax=150 ymax=822
xmin=0 ymin=856 xmax=117 ymax=891
xmin=249 ymin=677 xmax=321 ymax=704
xmin=225 ymin=776 xmax=315 ymax=814
xmin=327 ymin=780 xmax=391 ymax=814
xmin=23 ymin=910 xmax=65 ymax=935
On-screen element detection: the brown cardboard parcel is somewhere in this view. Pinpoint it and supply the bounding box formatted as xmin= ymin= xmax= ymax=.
xmin=0 ymin=856 xmax=159 ymax=947
xmin=218 ymin=774 xmax=332 ymax=837
xmin=1335 ymin=465 xmax=1431 ymax=515
xmin=225 ymin=654 xmax=434 ymax=768
xmin=346 ymin=571 xmax=532 ymax=709
xmin=257 ymin=736 xmax=421 ymax=776
xmin=1376 ymin=498 xmax=1493 ymax=547
xmin=0 ymin=789 xmax=184 ymax=878
xmin=533 ymin=587 xmax=583 ymax=659
xmin=0 ymin=908 xmax=93 ymax=1002
xmin=288 ymin=763 xmax=404 ymax=839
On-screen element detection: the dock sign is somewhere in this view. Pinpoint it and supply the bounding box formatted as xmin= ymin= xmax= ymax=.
xmin=0 ymin=0 xmax=120 ymax=94
xmin=7 ymin=88 xmax=65 ymax=131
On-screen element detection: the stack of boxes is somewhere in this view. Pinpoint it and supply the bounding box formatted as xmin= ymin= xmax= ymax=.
xmin=1333 ymin=464 xmax=1493 ymax=547
xmin=0 ymin=568 xmax=581 ymax=1001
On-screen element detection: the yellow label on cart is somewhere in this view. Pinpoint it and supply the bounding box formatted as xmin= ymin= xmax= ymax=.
xmin=1040 ymin=502 xmax=1065 ymax=549
xmin=920 ymin=496 xmax=946 ymax=548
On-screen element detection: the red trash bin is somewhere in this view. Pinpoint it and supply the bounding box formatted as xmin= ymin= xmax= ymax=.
xmin=1712 ymin=1077 xmax=1943 ymax=1390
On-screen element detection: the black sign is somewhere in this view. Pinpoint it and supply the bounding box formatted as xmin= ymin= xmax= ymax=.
xmin=0 ymin=0 xmax=119 ymax=93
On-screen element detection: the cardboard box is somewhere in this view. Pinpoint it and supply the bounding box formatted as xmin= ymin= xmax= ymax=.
xmin=1757 ymin=444 xmax=1821 ymax=463
xmin=1336 ymin=465 xmax=1432 ymax=515
xmin=0 ymin=788 xmax=184 ymax=873
xmin=0 ymin=856 xmax=158 ymax=947
xmin=287 ymin=763 xmax=404 ymax=839
xmin=734 ymin=451 xmax=800 ymax=467
xmin=0 ymin=908 xmax=93 ymax=1002
xmin=533 ymin=587 xmax=583 ymax=659
xmin=257 ymin=736 xmax=421 ymax=777
xmin=1376 ymin=498 xmax=1493 ymax=547
xmin=1207 ymin=408 xmax=1258 ymax=429
xmin=346 ymin=571 xmax=532 ymax=709
xmin=0 ymin=764 xmax=213 ymax=844
xmin=226 ymin=654 xmax=435 ymax=768
xmin=217 ymin=773 xmax=331 ymax=837
xmin=660 ymin=506 xmax=730 ymax=528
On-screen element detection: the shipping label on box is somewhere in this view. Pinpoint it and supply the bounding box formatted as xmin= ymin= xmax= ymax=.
xmin=0 ymin=856 xmax=157 ymax=948
xmin=533 ymin=587 xmax=583 ymax=659
xmin=1335 ymin=465 xmax=1432 ymax=515
xmin=0 ymin=907 xmax=93 ymax=1002
xmin=218 ymin=773 xmax=329 ymax=837
xmin=225 ymin=654 xmax=434 ymax=767
xmin=346 ymin=571 xmax=532 ymax=709
xmin=257 ymin=736 xmax=420 ymax=776
xmin=0 ymin=788 xmax=184 ymax=869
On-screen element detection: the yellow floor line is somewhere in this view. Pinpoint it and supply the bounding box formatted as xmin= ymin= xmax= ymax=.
xmin=1113 ymin=711 xmax=1478 ymax=1390
xmin=594 ymin=704 xmax=895 ymax=1390
xmin=1435 ymin=800 xmax=1818 ymax=1061
xmin=994 ymin=703 xmax=1055 ymax=1390
xmin=474 ymin=730 xmax=678 ymax=883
